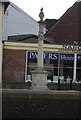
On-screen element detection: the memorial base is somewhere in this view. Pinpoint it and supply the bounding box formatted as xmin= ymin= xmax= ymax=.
xmin=31 ymin=67 xmax=49 ymax=90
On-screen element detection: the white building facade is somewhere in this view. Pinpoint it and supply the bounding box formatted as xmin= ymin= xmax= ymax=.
xmin=0 ymin=0 xmax=39 ymax=84
xmin=3 ymin=1 xmax=39 ymax=40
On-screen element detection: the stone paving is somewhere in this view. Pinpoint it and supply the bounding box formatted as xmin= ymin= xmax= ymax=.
xmin=2 ymin=89 xmax=81 ymax=119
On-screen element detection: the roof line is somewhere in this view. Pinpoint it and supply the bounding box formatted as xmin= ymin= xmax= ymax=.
xmin=9 ymin=2 xmax=38 ymax=23
xmin=45 ymin=2 xmax=75 ymax=36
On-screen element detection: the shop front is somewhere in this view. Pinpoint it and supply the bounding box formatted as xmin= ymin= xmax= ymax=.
xmin=3 ymin=42 xmax=81 ymax=86
xmin=26 ymin=51 xmax=81 ymax=83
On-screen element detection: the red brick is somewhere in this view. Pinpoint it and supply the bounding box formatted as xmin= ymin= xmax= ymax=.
xmin=2 ymin=49 xmax=26 ymax=83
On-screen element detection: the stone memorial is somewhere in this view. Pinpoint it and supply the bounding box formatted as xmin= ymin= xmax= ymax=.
xmin=31 ymin=8 xmax=49 ymax=90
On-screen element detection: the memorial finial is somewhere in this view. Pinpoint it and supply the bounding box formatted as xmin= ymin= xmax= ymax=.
xmin=39 ymin=7 xmax=44 ymax=21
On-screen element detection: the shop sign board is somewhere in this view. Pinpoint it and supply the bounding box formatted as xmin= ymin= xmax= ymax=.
xmin=28 ymin=52 xmax=81 ymax=61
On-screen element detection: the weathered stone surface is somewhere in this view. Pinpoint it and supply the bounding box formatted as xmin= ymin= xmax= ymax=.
xmin=2 ymin=90 xmax=81 ymax=119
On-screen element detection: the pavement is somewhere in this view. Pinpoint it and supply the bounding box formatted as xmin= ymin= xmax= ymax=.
xmin=2 ymin=88 xmax=81 ymax=100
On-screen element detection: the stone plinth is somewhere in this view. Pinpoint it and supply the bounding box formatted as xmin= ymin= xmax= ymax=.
xmin=31 ymin=68 xmax=49 ymax=90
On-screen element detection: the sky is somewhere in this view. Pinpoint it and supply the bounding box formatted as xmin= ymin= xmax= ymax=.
xmin=10 ymin=0 xmax=77 ymax=21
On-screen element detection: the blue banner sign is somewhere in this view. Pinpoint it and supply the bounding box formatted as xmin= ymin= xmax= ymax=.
xmin=28 ymin=52 xmax=81 ymax=61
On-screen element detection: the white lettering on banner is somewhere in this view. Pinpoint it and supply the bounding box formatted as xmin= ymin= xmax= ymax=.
xmin=48 ymin=53 xmax=57 ymax=60
xmin=43 ymin=53 xmax=48 ymax=59
xmin=77 ymin=55 xmax=81 ymax=60
xmin=29 ymin=52 xmax=58 ymax=60
xmin=29 ymin=52 xmax=38 ymax=59
xmin=62 ymin=45 xmax=80 ymax=52
xmin=60 ymin=55 xmax=74 ymax=61
xmin=28 ymin=52 xmax=81 ymax=61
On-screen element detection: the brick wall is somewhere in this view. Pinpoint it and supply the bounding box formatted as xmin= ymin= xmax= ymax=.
xmin=2 ymin=49 xmax=26 ymax=83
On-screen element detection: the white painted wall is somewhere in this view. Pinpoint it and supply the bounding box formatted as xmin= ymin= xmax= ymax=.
xmin=3 ymin=2 xmax=39 ymax=40
xmin=0 ymin=2 xmax=3 ymax=119
xmin=0 ymin=2 xmax=3 ymax=84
